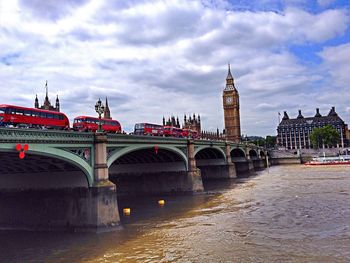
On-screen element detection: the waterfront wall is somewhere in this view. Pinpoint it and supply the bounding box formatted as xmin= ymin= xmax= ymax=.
xmin=233 ymin=161 xmax=255 ymax=177
xmin=109 ymin=171 xmax=201 ymax=196
xmin=199 ymin=164 xmax=236 ymax=179
xmin=269 ymin=157 xmax=301 ymax=165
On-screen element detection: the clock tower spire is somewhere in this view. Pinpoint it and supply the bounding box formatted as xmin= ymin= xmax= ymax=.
xmin=223 ymin=63 xmax=241 ymax=142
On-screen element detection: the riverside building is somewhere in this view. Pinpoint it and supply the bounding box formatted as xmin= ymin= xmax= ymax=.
xmin=277 ymin=107 xmax=348 ymax=149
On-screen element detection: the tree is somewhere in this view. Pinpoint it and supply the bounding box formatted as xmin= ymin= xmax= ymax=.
xmin=310 ymin=125 xmax=340 ymax=149
xmin=265 ymin=135 xmax=277 ymax=149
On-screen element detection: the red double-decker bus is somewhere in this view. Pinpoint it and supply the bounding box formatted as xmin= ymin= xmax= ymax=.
xmin=163 ymin=126 xmax=183 ymax=137
xmin=0 ymin=104 xmax=69 ymax=129
xmin=183 ymin=129 xmax=199 ymax=139
xmin=73 ymin=116 xmax=121 ymax=133
xmin=134 ymin=123 xmax=163 ymax=136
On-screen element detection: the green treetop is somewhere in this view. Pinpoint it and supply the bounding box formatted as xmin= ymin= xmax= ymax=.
xmin=309 ymin=125 xmax=340 ymax=149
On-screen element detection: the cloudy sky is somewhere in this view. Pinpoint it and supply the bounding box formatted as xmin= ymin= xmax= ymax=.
xmin=1 ymin=0 xmax=350 ymax=136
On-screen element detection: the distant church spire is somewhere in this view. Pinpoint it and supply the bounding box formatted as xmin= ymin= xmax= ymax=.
xmin=226 ymin=63 xmax=233 ymax=80
xmin=34 ymin=81 xmax=60 ymax=112
xmin=34 ymin=94 xmax=39 ymax=108
xmin=45 ymin=80 xmax=48 ymax=98
xmin=104 ymin=97 xmax=111 ymax=119
xmin=55 ymin=95 xmax=60 ymax=112
xmin=43 ymin=80 xmax=51 ymax=110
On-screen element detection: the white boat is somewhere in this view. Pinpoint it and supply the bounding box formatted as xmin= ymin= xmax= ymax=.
xmin=305 ymin=155 xmax=350 ymax=165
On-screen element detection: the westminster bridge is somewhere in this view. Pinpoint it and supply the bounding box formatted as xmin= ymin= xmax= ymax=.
xmin=0 ymin=128 xmax=267 ymax=231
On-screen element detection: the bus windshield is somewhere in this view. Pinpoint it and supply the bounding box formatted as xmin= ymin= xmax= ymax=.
xmin=135 ymin=123 xmax=145 ymax=129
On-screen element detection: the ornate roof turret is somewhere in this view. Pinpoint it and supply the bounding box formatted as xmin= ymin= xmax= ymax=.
xmin=55 ymin=95 xmax=60 ymax=112
xmin=224 ymin=63 xmax=236 ymax=91
xmin=35 ymin=81 xmax=60 ymax=112
xmin=34 ymin=94 xmax=39 ymax=108
xmin=297 ymin=110 xmax=304 ymax=119
xmin=282 ymin=111 xmax=289 ymax=120
xmin=314 ymin=108 xmax=322 ymax=117
xmin=226 ymin=63 xmax=233 ymax=80
xmin=328 ymin=106 xmax=338 ymax=117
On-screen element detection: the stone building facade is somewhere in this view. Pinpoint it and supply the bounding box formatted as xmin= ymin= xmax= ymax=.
xmin=277 ymin=107 xmax=348 ymax=149
xmin=183 ymin=114 xmax=201 ymax=133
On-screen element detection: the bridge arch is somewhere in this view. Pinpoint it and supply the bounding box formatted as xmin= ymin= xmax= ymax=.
xmin=194 ymin=146 xmax=226 ymax=159
xmin=231 ymin=148 xmax=246 ymax=158
xmin=260 ymin=151 xmax=266 ymax=158
xmin=249 ymin=149 xmax=258 ymax=159
xmin=107 ymin=145 xmax=188 ymax=170
xmin=0 ymin=146 xmax=93 ymax=188
xmin=107 ymin=145 xmax=189 ymax=196
xmin=194 ymin=146 xmax=226 ymax=165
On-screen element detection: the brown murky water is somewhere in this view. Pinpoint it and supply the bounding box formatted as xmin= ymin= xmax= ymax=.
xmin=1 ymin=165 xmax=350 ymax=262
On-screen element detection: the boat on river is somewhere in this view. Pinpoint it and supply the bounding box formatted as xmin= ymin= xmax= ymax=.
xmin=305 ymin=155 xmax=350 ymax=165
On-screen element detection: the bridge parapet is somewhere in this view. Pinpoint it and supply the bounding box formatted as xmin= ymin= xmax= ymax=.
xmin=0 ymin=128 xmax=94 ymax=143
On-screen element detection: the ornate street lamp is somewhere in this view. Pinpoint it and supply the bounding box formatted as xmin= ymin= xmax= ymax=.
xmin=95 ymin=98 xmax=105 ymax=133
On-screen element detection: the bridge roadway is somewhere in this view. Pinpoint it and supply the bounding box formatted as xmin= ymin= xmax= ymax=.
xmin=0 ymin=128 xmax=267 ymax=232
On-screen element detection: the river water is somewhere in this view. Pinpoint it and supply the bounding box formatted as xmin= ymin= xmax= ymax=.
xmin=1 ymin=165 xmax=350 ymax=262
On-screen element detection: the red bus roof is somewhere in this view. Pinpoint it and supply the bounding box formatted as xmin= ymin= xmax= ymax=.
xmin=135 ymin=122 xmax=162 ymax=126
xmin=0 ymin=104 xmax=68 ymax=116
xmin=74 ymin=116 xmax=120 ymax=122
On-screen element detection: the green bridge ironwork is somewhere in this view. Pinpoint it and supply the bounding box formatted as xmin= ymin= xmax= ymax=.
xmin=0 ymin=128 xmax=266 ymax=186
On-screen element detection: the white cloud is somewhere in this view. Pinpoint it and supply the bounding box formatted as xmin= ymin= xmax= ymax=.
xmin=0 ymin=0 xmax=350 ymax=136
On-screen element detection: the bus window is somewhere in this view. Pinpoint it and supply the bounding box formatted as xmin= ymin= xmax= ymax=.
xmin=24 ymin=110 xmax=32 ymax=116
xmin=47 ymin=113 xmax=54 ymax=119
xmin=32 ymin=111 xmax=40 ymax=117
xmin=0 ymin=108 xmax=5 ymax=114
xmin=16 ymin=109 xmax=24 ymax=115
xmin=40 ymin=112 xmax=46 ymax=118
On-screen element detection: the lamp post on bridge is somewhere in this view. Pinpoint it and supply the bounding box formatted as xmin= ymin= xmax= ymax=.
xmin=95 ymin=98 xmax=105 ymax=133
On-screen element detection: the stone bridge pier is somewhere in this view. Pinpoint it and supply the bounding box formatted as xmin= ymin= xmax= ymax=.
xmin=88 ymin=134 xmax=120 ymax=231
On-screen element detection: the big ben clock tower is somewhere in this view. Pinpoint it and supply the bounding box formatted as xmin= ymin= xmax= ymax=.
xmin=223 ymin=64 xmax=241 ymax=142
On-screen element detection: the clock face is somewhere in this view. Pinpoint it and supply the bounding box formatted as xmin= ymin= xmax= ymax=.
xmin=226 ymin=96 xmax=233 ymax=104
